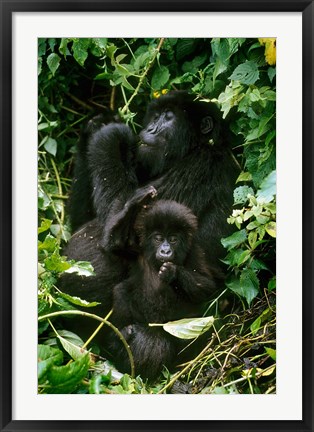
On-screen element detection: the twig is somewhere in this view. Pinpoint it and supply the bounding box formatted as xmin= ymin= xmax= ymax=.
xmin=39 ymin=309 xmax=135 ymax=378
xmin=82 ymin=310 xmax=113 ymax=349
xmin=120 ymin=38 xmax=165 ymax=116
xmin=158 ymin=334 xmax=216 ymax=394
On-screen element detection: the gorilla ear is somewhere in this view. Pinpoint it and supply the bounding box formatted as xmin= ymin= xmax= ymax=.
xmin=200 ymin=116 xmax=214 ymax=134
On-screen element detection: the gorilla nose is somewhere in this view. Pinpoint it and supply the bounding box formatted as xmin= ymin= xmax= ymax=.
xmin=160 ymin=245 xmax=172 ymax=258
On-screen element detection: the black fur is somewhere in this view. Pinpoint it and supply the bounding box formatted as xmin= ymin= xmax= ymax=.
xmin=61 ymin=194 xmax=221 ymax=381
xmin=61 ymin=91 xmax=238 ymax=380
xmin=69 ymin=91 xmax=238 ymax=264
xmin=108 ymin=200 xmax=221 ymax=381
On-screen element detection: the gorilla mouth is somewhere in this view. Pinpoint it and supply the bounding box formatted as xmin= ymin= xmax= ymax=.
xmin=139 ymin=140 xmax=153 ymax=148
xmin=158 ymin=257 xmax=174 ymax=263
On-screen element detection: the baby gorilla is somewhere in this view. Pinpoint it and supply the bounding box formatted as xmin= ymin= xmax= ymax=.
xmin=108 ymin=200 xmax=221 ymax=382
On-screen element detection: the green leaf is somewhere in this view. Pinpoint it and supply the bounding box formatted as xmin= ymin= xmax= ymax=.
xmin=38 ymin=233 xmax=58 ymax=253
xmin=38 ymin=57 xmax=43 ymax=75
xmin=248 ymin=231 xmax=258 ymax=249
xmin=211 ymin=38 xmax=231 ymax=82
xmin=218 ymin=83 xmax=244 ymax=118
xmin=176 ymin=39 xmax=198 ymax=60
xmin=133 ymin=51 xmax=151 ymax=73
xmin=221 ymin=229 xmax=247 ymax=251
xmin=59 ymin=38 xmax=70 ymax=57
xmin=89 ymin=374 xmax=111 ymax=394
xmin=65 ymin=261 xmax=95 ymax=277
xmin=236 ymin=172 xmax=252 ymax=183
xmin=58 ymin=292 xmax=100 ymax=308
xmin=182 ymin=53 xmax=207 ymax=74
xmin=38 ymin=121 xmax=58 ymax=132
xmin=240 ymin=269 xmax=260 ymax=305
xmin=38 ymin=345 xmax=63 ymax=381
xmin=265 ymin=221 xmax=276 ymax=237
xmin=46 ymin=353 xmax=90 ymax=393
xmin=226 ymin=269 xmax=259 ymax=306
xmin=151 ymin=65 xmax=170 ymax=90
xmin=44 ymin=137 xmax=57 ymax=156
xmin=38 ymin=38 xmax=47 ymax=57
xmin=44 ymin=251 xmax=71 ymax=273
xmin=257 ymin=170 xmax=276 ymax=202
xmin=229 ymin=61 xmax=259 ymax=85
xmin=221 ymin=248 xmax=250 ymax=267
xmin=250 ymin=308 xmax=272 ymax=335
xmin=54 ymin=330 xmax=90 ymax=361
xmin=268 ymin=67 xmax=276 ymax=82
xmin=150 ymin=316 xmax=214 ymax=340
xmin=47 ymin=53 xmax=61 ymax=76
xmin=45 ymin=330 xmax=85 ymax=348
xmin=265 ymin=347 xmax=276 ymax=360
xmin=72 ymin=39 xmax=90 ymax=66
xmin=38 ymin=219 xmax=52 ymax=234
xmin=244 ymin=142 xmax=276 ymax=188
xmin=233 ymin=186 xmax=254 ymax=205
xmin=250 ymin=316 xmax=261 ymax=335
xmin=268 ymin=276 xmax=276 ymax=291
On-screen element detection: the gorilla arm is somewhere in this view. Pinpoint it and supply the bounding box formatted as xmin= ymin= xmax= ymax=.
xmin=158 ymin=259 xmax=222 ymax=303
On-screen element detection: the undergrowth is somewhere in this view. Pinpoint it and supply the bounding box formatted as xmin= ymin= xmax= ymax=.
xmin=38 ymin=37 xmax=276 ymax=394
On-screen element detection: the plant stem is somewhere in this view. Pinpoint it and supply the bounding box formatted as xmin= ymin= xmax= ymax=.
xmin=50 ymin=157 xmax=65 ymax=225
xmin=39 ymin=310 xmax=135 ymax=378
xmin=157 ymin=335 xmax=216 ymax=394
xmin=121 ymin=38 xmax=165 ymax=116
xmin=82 ymin=310 xmax=113 ymax=349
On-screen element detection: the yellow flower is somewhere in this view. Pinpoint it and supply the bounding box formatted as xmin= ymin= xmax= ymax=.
xmin=153 ymin=91 xmax=161 ymax=98
xmin=258 ymin=38 xmax=276 ymax=66
xmin=161 ymin=89 xmax=169 ymax=95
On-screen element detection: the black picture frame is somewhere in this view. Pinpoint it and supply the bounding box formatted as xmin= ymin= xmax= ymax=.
xmin=1 ymin=1 xmax=313 ymax=431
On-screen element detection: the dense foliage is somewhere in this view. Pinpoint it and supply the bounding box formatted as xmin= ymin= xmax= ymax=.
xmin=38 ymin=38 xmax=276 ymax=394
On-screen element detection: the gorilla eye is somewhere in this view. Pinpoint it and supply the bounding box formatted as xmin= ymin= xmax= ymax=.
xmin=168 ymin=235 xmax=178 ymax=244
xmin=165 ymin=110 xmax=174 ymax=121
xmin=154 ymin=234 xmax=163 ymax=243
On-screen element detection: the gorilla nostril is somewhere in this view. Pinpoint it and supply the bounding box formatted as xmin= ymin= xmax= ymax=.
xmin=160 ymin=248 xmax=172 ymax=257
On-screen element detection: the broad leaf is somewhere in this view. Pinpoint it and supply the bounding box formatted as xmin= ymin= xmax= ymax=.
xmin=44 ymin=137 xmax=57 ymax=156
xmin=47 ymin=53 xmax=61 ymax=76
xmin=151 ymin=65 xmax=170 ymax=90
xmin=38 ymin=345 xmax=63 ymax=381
xmin=65 ymin=261 xmax=95 ymax=277
xmin=46 ymin=353 xmax=90 ymax=394
xmin=221 ymin=229 xmax=247 ymax=251
xmin=257 ymin=170 xmax=276 ymax=203
xmin=229 ymin=61 xmax=259 ymax=85
xmin=233 ymin=186 xmax=254 ymax=205
xmin=150 ymin=316 xmax=214 ymax=340
xmin=58 ymin=291 xmax=100 ymax=308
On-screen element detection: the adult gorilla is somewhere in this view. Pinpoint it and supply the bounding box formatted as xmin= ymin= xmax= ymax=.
xmin=68 ymin=91 xmax=238 ymax=265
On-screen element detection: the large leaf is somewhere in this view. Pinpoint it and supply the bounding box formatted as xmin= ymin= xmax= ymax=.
xmin=46 ymin=53 xmax=60 ymax=76
xmin=44 ymin=137 xmax=57 ymax=156
xmin=229 ymin=61 xmax=259 ymax=85
xmin=221 ymin=229 xmax=247 ymax=251
xmin=257 ymin=170 xmax=276 ymax=203
xmin=38 ymin=219 xmax=52 ymax=235
xmin=58 ymin=291 xmax=100 ymax=308
xmin=38 ymin=345 xmax=63 ymax=381
xmin=44 ymin=251 xmax=71 ymax=273
xmin=65 ymin=260 xmax=95 ymax=277
xmin=46 ymin=354 xmax=90 ymax=394
xmin=226 ymin=269 xmax=259 ymax=306
xmin=72 ymin=39 xmax=90 ymax=66
xmin=218 ymin=83 xmax=244 ymax=118
xmin=233 ymin=186 xmax=254 ymax=205
xmin=151 ymin=65 xmax=170 ymax=90
xmin=150 ymin=316 xmax=214 ymax=340
xmin=54 ymin=330 xmax=90 ymax=361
